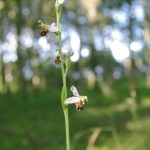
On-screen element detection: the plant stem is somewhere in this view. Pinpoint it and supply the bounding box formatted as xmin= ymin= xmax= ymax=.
xmin=64 ymin=108 xmax=70 ymax=150
xmin=62 ymin=70 xmax=70 ymax=150
xmin=55 ymin=1 xmax=70 ymax=150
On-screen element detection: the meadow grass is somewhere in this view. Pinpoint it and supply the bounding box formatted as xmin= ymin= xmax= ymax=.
xmin=0 ymin=84 xmax=149 ymax=150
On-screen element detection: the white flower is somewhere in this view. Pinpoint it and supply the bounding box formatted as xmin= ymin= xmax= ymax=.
xmin=48 ymin=23 xmax=58 ymax=33
xmin=58 ymin=0 xmax=65 ymax=5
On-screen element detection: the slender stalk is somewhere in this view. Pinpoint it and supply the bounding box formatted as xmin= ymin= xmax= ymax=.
xmin=64 ymin=108 xmax=70 ymax=150
xmin=62 ymin=70 xmax=70 ymax=150
xmin=55 ymin=1 xmax=70 ymax=150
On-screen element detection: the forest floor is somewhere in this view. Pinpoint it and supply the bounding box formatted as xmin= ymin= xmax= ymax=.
xmin=0 ymin=82 xmax=150 ymax=150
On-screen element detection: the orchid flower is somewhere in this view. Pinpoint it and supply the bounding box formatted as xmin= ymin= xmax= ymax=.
xmin=64 ymin=86 xmax=88 ymax=111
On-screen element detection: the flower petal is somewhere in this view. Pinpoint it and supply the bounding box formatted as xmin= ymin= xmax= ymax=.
xmin=48 ymin=23 xmax=58 ymax=33
xmin=64 ymin=96 xmax=80 ymax=104
xmin=71 ymin=86 xmax=80 ymax=97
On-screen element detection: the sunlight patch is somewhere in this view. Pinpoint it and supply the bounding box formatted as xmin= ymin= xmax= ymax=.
xmin=111 ymin=41 xmax=129 ymax=62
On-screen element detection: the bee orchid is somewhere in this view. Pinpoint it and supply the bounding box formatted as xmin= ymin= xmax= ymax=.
xmin=38 ymin=20 xmax=58 ymax=36
xmin=64 ymin=86 xmax=88 ymax=111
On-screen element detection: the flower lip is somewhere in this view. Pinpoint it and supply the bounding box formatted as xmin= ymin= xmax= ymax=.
xmin=40 ymin=28 xmax=49 ymax=36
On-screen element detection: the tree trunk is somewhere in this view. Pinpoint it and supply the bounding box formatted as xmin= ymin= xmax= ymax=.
xmin=143 ymin=20 xmax=150 ymax=87
xmin=0 ymin=3 xmax=10 ymax=94
xmin=15 ymin=0 xmax=27 ymax=92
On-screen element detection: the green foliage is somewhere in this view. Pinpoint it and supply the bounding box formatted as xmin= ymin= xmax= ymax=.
xmin=0 ymin=80 xmax=150 ymax=149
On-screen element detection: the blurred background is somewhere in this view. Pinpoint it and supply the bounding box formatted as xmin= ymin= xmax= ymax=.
xmin=0 ymin=0 xmax=150 ymax=149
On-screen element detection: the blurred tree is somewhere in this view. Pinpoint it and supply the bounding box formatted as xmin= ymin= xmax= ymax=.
xmin=0 ymin=0 xmax=147 ymax=94
xmin=143 ymin=0 xmax=150 ymax=87
xmin=14 ymin=0 xmax=27 ymax=91
xmin=127 ymin=0 xmax=137 ymax=98
xmin=0 ymin=0 xmax=10 ymax=94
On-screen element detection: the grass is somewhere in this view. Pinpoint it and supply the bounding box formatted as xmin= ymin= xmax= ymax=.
xmin=0 ymin=83 xmax=150 ymax=150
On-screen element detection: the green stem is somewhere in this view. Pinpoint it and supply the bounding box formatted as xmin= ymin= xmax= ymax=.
xmin=55 ymin=1 xmax=70 ymax=150
xmin=64 ymin=108 xmax=70 ymax=150
xmin=61 ymin=67 xmax=70 ymax=150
